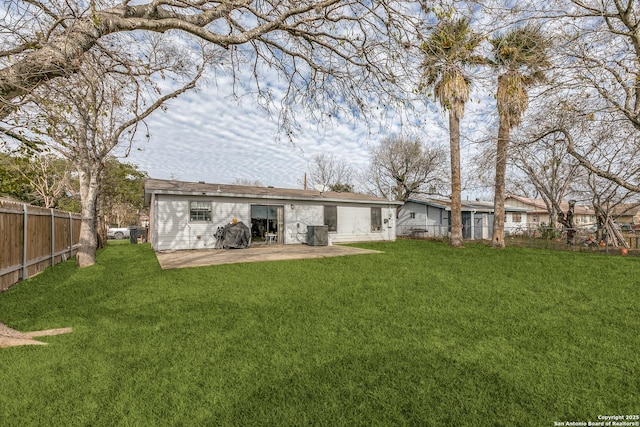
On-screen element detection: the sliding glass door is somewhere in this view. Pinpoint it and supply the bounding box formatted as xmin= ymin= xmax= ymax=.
xmin=250 ymin=205 xmax=284 ymax=244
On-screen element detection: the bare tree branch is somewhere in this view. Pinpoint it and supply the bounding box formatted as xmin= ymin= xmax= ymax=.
xmin=0 ymin=0 xmax=413 ymax=122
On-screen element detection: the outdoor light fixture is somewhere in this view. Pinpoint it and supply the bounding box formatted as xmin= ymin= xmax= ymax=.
xmin=290 ymin=204 xmax=295 ymax=209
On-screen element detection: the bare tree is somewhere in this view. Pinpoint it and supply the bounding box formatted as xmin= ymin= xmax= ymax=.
xmin=308 ymin=153 xmax=354 ymax=192
xmin=0 ymin=0 xmax=419 ymax=132
xmin=526 ymin=98 xmax=640 ymax=194
xmin=364 ymin=133 xmax=448 ymax=209
xmin=535 ymin=0 xmax=640 ymax=191
xmin=560 ymin=122 xmax=640 ymax=194
xmin=12 ymin=41 xmax=208 ymax=267
xmin=512 ymin=128 xmax=582 ymax=232
xmin=576 ymin=170 xmax=640 ymax=242
xmin=558 ymin=0 xmax=640 ymax=131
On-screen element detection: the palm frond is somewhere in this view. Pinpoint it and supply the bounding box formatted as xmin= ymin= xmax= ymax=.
xmin=435 ymin=71 xmax=471 ymax=117
xmin=492 ymin=24 xmax=550 ymax=126
xmin=490 ymin=24 xmax=550 ymax=74
xmin=497 ymin=72 xmax=528 ymax=127
xmin=419 ymin=17 xmax=482 ymax=116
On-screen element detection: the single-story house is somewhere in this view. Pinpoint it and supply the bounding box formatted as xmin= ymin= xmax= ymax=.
xmin=144 ymin=178 xmax=402 ymax=251
xmin=606 ymin=203 xmax=640 ymax=226
xmin=397 ymin=198 xmax=453 ymax=239
xmin=397 ymin=198 xmax=529 ymax=240
xmin=505 ymin=195 xmax=597 ymax=229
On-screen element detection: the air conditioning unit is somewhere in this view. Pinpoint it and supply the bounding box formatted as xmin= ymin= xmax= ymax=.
xmin=307 ymin=225 xmax=329 ymax=246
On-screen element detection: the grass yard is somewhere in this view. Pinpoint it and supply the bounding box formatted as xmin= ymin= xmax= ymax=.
xmin=0 ymin=240 xmax=638 ymax=426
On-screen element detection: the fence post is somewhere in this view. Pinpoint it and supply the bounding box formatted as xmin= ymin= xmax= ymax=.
xmin=69 ymin=212 xmax=73 ymax=257
xmin=51 ymin=208 xmax=55 ymax=266
xmin=22 ymin=203 xmax=28 ymax=280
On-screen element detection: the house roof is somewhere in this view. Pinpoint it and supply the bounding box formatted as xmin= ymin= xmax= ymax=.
xmin=607 ymin=203 xmax=640 ymax=217
xmin=505 ymin=195 xmax=548 ymax=211
xmin=406 ymin=197 xmax=528 ymax=213
xmin=405 ymin=197 xmax=450 ymax=210
xmin=144 ymin=178 xmax=403 ymax=206
xmin=505 ymin=195 xmax=596 ymax=215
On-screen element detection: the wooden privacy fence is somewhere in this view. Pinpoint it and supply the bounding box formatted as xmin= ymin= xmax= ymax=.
xmin=0 ymin=200 xmax=81 ymax=292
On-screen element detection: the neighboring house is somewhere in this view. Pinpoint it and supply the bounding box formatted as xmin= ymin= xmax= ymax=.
xmin=607 ymin=203 xmax=640 ymax=226
xmin=504 ymin=195 xmax=597 ymax=230
xmin=397 ymin=198 xmax=529 ymax=240
xmin=144 ymin=178 xmax=401 ymax=251
xmin=397 ymin=198 xmax=451 ymax=239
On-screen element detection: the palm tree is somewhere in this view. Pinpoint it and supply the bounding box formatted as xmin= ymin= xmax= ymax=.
xmin=490 ymin=25 xmax=549 ymax=248
xmin=420 ymin=17 xmax=484 ymax=247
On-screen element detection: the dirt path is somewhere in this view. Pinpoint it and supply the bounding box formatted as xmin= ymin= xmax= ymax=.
xmin=0 ymin=322 xmax=72 ymax=348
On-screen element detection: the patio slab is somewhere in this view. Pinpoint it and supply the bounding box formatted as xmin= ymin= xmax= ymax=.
xmin=155 ymin=244 xmax=382 ymax=269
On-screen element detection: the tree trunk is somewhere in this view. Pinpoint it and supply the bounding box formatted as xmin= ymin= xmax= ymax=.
xmin=565 ymin=200 xmax=576 ymax=245
xmin=491 ymin=116 xmax=510 ymax=248
xmin=96 ymin=170 xmax=107 ymax=249
xmin=556 ymin=199 xmax=577 ymax=244
xmin=76 ymin=165 xmax=101 ymax=267
xmin=592 ymin=203 xmax=608 ymax=243
xmin=449 ymin=112 xmax=464 ymax=248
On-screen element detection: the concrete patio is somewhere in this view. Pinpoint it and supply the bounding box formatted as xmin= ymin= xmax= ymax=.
xmin=155 ymin=244 xmax=382 ymax=269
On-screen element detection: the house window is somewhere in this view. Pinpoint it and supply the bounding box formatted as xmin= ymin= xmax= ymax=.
xmin=324 ymin=205 xmax=337 ymax=232
xmin=371 ymin=207 xmax=382 ymax=232
xmin=190 ymin=201 xmax=212 ymax=222
xmin=409 ymin=212 xmax=416 ymax=219
xmin=512 ymin=213 xmax=522 ymax=223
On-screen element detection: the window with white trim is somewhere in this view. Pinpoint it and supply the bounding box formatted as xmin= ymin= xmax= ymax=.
xmin=189 ymin=201 xmax=212 ymax=222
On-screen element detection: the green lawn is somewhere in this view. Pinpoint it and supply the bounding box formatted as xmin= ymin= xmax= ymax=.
xmin=0 ymin=240 xmax=638 ymax=426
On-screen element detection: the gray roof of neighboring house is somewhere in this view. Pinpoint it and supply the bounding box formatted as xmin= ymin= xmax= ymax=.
xmin=144 ymin=178 xmax=403 ymax=206
xmin=406 ymin=197 xmax=528 ymax=213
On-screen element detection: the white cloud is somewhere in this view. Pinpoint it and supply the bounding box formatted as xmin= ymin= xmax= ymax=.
xmin=119 ymin=63 xmax=496 ymax=198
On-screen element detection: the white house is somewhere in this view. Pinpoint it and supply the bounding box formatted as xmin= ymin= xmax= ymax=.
xmin=504 ymin=195 xmax=597 ymax=230
xmin=144 ymin=178 xmax=402 ymax=251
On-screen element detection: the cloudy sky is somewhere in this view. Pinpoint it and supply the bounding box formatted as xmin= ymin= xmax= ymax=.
xmin=118 ymin=63 xmax=493 ymax=199
xmin=104 ymin=2 xmax=505 ymax=200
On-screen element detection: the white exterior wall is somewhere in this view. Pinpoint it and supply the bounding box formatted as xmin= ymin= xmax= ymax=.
xmin=148 ymin=193 xmax=157 ymax=248
xmin=504 ymin=211 xmax=528 ymax=234
xmin=505 ymin=199 xmax=551 ymax=227
xmin=331 ymin=205 xmax=396 ymax=243
xmin=283 ymin=203 xmax=396 ymax=244
xmin=153 ymin=194 xmax=251 ymax=251
xmin=574 ymin=211 xmax=597 ymax=227
xmin=282 ymin=202 xmax=324 ymax=244
xmin=150 ymin=194 xmax=396 ymax=250
xmin=397 ymin=202 xmax=448 ymax=237
xmin=505 ymin=198 xmax=597 ymax=228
